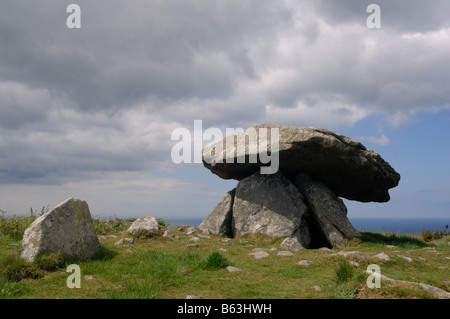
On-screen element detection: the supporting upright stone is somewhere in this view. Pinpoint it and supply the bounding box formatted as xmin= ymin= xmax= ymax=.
xmin=232 ymin=171 xmax=311 ymax=248
xmin=198 ymin=189 xmax=235 ymax=237
xmin=294 ymin=173 xmax=360 ymax=247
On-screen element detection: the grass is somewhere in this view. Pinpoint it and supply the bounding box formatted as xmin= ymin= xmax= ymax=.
xmin=334 ymin=259 xmax=354 ymax=284
xmin=0 ymin=214 xmax=449 ymax=299
xmin=359 ymin=231 xmax=430 ymax=248
xmin=0 ymin=211 xmax=37 ymax=241
xmin=201 ymin=252 xmax=232 ymax=270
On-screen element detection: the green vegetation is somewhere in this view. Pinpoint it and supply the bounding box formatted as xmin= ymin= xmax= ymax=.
xmin=0 ymin=213 xmax=449 ymax=299
xmin=359 ymin=231 xmax=430 ymax=248
xmin=334 ymin=259 xmax=354 ymax=284
xmin=129 ymin=229 xmax=164 ymax=240
xmin=92 ymin=217 xmax=135 ymax=235
xmin=201 ymin=252 xmax=232 ymax=270
xmin=422 ymin=229 xmax=447 ymax=242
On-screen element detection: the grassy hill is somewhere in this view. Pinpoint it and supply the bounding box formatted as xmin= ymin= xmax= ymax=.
xmin=0 ymin=215 xmax=449 ymax=299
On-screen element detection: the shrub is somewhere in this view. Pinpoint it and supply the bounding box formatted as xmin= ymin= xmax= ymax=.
xmin=432 ymin=230 xmax=444 ymax=240
xmin=201 ymin=252 xmax=231 ymax=270
xmin=156 ymin=218 xmax=166 ymax=227
xmin=422 ymin=230 xmax=433 ymax=242
xmin=93 ymin=217 xmax=134 ymax=235
xmin=422 ymin=229 xmax=444 ymax=242
xmin=334 ymin=259 xmax=354 ymax=284
xmin=0 ymin=212 xmax=36 ymax=240
xmin=360 ymin=231 xmax=428 ymax=248
xmin=1 ymin=253 xmax=43 ymax=282
xmin=333 ymin=284 xmax=357 ymax=299
xmin=0 ymin=277 xmax=21 ymax=298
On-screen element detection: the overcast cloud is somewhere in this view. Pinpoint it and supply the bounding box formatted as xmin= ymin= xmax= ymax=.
xmin=1 ymin=0 xmax=449 ymax=218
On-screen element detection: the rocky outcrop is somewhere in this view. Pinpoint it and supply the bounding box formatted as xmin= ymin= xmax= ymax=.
xmin=21 ymin=197 xmax=101 ymax=262
xmin=203 ymin=125 xmax=400 ymax=203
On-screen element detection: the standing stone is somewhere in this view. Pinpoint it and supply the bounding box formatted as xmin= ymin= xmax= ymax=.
xmin=294 ymin=173 xmax=360 ymax=247
xmin=227 ymin=266 xmax=242 ymax=272
xmin=127 ymin=216 xmax=159 ymax=234
xmin=232 ymin=171 xmax=311 ymax=248
xmin=198 ymin=189 xmax=235 ymax=237
xmin=21 ymin=197 xmax=101 ymax=262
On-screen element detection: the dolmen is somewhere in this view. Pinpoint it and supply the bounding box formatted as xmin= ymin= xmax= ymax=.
xmin=199 ymin=125 xmax=400 ymax=249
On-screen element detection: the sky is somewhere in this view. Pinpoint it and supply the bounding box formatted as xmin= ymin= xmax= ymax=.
xmin=0 ymin=0 xmax=449 ymax=221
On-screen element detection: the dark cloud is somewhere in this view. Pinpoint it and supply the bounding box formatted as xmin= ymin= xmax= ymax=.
xmin=1 ymin=0 xmax=449 ymax=185
xmin=311 ymin=0 xmax=450 ymax=32
xmin=0 ymin=0 xmax=293 ymax=112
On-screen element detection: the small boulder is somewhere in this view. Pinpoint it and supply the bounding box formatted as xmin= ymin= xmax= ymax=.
xmin=163 ymin=230 xmax=174 ymax=238
xmin=127 ymin=217 xmax=159 ymax=234
xmin=277 ymin=251 xmax=294 ymax=256
xmin=248 ymin=251 xmax=269 ymax=259
xmin=226 ymin=266 xmax=242 ymax=272
xmin=330 ymin=251 xmax=367 ymax=263
xmin=279 ymin=237 xmax=304 ymax=252
xmin=397 ymin=255 xmax=413 ymax=262
xmin=373 ymin=252 xmax=391 ymax=261
xmin=184 ymin=226 xmax=196 ymax=235
xmin=297 ymin=260 xmax=313 ymax=267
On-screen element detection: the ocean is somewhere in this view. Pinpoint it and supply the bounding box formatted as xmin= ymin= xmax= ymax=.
xmin=349 ymin=218 xmax=449 ymax=234
xmin=165 ymin=218 xmax=449 ymax=234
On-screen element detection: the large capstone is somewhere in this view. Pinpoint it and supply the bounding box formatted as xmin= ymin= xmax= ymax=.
xmin=203 ymin=125 xmax=400 ymax=203
xmin=21 ymin=197 xmax=102 ymax=262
